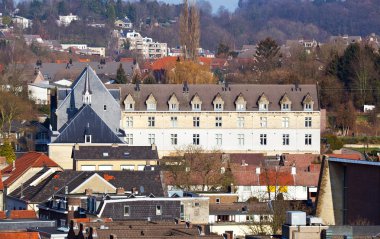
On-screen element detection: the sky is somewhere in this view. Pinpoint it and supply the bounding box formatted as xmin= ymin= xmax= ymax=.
xmin=159 ymin=0 xmax=239 ymax=13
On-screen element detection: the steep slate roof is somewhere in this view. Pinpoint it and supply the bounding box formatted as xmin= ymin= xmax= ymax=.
xmin=54 ymin=105 xmax=124 ymax=143
xmin=10 ymin=170 xmax=164 ymax=203
xmin=73 ymin=145 xmax=158 ymax=160
xmin=108 ymin=84 xmax=319 ymax=111
xmin=31 ymin=61 xmax=135 ymax=82
xmin=1 ymin=152 xmax=60 ymax=187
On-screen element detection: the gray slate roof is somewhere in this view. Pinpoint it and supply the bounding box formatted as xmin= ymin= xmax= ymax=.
xmin=10 ymin=170 xmax=165 ymax=203
xmin=54 ymin=105 xmax=124 ymax=144
xmin=32 ymin=61 xmax=135 ymax=82
xmin=73 ymin=145 xmax=158 ymax=160
xmin=107 ymin=84 xmax=319 ymax=111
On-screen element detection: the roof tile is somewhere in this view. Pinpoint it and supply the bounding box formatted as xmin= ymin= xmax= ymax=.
xmin=9 ymin=210 xmax=37 ymax=219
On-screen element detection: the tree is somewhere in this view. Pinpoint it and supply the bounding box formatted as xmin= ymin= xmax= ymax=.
xmin=166 ymin=60 xmax=215 ymax=84
xmin=179 ymin=0 xmax=200 ymax=61
xmin=256 ymin=37 xmax=281 ymax=72
xmin=335 ymin=101 xmax=356 ymax=136
xmin=0 ymin=140 xmax=16 ymax=164
xmin=106 ymin=3 xmax=116 ymax=23
xmin=161 ymin=146 xmax=233 ymax=192
xmin=115 ymin=63 xmax=127 ymax=84
xmin=216 ymin=43 xmax=230 ymax=57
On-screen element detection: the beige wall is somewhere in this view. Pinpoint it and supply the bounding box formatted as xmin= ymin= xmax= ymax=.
xmin=121 ymin=111 xmax=321 ymax=130
xmin=199 ymin=194 xmax=239 ymax=205
xmin=71 ymin=175 xmax=116 ymax=194
xmin=76 ymin=160 xmax=157 ymax=171
xmin=283 ymin=225 xmax=329 ymax=239
xmin=48 ymin=144 xmax=75 ymax=169
xmin=7 ymin=167 xmax=45 ymax=193
xmin=181 ymin=198 xmax=209 ymax=224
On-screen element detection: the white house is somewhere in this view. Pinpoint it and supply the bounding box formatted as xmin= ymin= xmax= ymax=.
xmin=12 ymin=16 xmax=32 ymax=29
xmin=28 ymin=81 xmax=55 ymax=105
xmin=115 ymin=16 xmax=133 ymax=29
xmin=57 ymin=13 xmax=79 ymax=27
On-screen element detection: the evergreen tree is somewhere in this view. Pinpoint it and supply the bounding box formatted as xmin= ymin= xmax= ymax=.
xmin=115 ymin=63 xmax=127 ymax=84
xmin=0 ymin=140 xmax=16 ymax=165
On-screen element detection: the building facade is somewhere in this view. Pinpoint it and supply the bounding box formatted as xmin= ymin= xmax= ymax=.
xmin=110 ymin=83 xmax=321 ymax=157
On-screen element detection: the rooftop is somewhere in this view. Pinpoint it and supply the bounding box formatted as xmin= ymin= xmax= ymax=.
xmin=73 ymin=145 xmax=158 ymax=160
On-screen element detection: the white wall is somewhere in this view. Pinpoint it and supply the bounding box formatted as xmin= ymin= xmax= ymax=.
xmin=28 ymin=84 xmax=50 ymax=105
xmin=236 ymin=185 xmax=311 ymax=202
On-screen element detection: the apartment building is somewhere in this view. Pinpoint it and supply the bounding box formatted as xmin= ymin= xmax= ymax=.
xmin=109 ymin=83 xmax=321 ymax=157
xmin=122 ymin=30 xmax=167 ymax=59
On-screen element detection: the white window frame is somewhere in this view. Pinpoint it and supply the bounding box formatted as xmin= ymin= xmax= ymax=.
xmin=214 ymin=103 xmax=223 ymax=111
xmin=283 ymin=134 xmax=290 ymax=146
xmin=148 ymin=134 xmax=155 ymax=145
xmin=156 ymin=205 xmax=162 ymax=215
xmin=215 ymin=134 xmax=222 ymax=146
xmin=126 ymin=134 xmax=133 ymax=145
xmin=192 ymin=103 xmax=201 ymax=111
xmin=260 ymin=117 xmax=267 ymax=128
xmin=126 ymin=117 xmax=133 ymax=128
xmin=171 ymin=116 xmax=178 ymax=127
xmin=193 ymin=134 xmax=200 ymax=145
xmin=260 ymin=134 xmax=267 ymax=145
xmin=304 ymin=103 xmax=312 ymax=111
xmin=148 ymin=116 xmax=155 ymax=127
xmin=147 ymin=103 xmax=156 ymax=111
xmin=282 ymin=117 xmax=289 ymax=128
xmin=305 ymin=134 xmax=312 ymax=145
xmin=193 ymin=117 xmax=200 ymax=127
xmin=305 ymin=117 xmax=312 ymax=128
xmin=171 ymin=134 xmax=178 ymax=145
xmin=124 ymin=205 xmax=130 ymax=216
xmin=215 ymin=117 xmax=222 ymax=127
xmin=281 ymin=103 xmax=290 ymax=111
xmin=169 ymin=103 xmax=178 ymax=111
xmin=237 ymin=117 xmax=245 ymax=128
xmin=236 ymin=103 xmax=245 ymax=111
xmin=238 ymin=134 xmax=245 ymax=146
xmin=259 ymin=103 xmax=268 ymax=111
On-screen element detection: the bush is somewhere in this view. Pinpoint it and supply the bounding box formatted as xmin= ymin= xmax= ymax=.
xmin=325 ymin=135 xmax=344 ymax=150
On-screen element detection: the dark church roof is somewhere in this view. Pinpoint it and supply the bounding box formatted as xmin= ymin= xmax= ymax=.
xmin=54 ymin=105 xmax=123 ymax=144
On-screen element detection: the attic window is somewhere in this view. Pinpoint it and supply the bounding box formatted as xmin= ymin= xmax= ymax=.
xmin=85 ymin=135 xmax=91 ymax=143
xmin=103 ymin=152 xmax=109 ymax=157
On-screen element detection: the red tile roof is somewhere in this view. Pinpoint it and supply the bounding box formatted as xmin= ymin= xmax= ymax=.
xmin=0 ymin=232 xmax=39 ymax=239
xmin=1 ymin=152 xmax=61 ymax=187
xmin=119 ymin=58 xmax=134 ymax=63
xmin=150 ymin=56 xmax=212 ymax=71
xmin=328 ymin=154 xmax=362 ymax=160
xmin=9 ymin=210 xmax=37 ymax=219
xmin=0 ymin=211 xmax=6 ymax=219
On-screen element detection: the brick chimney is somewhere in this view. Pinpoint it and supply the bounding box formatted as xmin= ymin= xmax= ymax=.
xmin=131 ymin=187 xmax=138 ymax=195
xmin=116 ymin=187 xmax=125 ymax=195
xmin=74 ymin=143 xmax=80 ymax=150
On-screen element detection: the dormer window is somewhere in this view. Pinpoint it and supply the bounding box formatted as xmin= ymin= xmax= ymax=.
xmin=191 ymin=93 xmax=202 ymax=111
xmin=85 ymin=135 xmax=91 ymax=143
xmin=258 ymin=93 xmax=269 ymax=111
xmin=168 ymin=93 xmax=179 ymax=111
xmin=146 ymin=93 xmax=157 ymax=111
xmin=235 ymin=93 xmax=247 ymax=111
xmin=124 ymin=94 xmax=135 ymax=111
xmin=280 ymin=93 xmax=292 ymax=111
xmin=302 ymin=93 xmax=314 ymax=111
xmin=213 ymin=93 xmax=224 ymax=111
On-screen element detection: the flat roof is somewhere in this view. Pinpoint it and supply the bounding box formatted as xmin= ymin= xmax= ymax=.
xmin=328 ymin=157 xmax=380 ymax=167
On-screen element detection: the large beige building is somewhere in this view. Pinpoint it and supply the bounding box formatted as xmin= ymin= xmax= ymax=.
xmin=108 ymin=83 xmax=321 ymax=157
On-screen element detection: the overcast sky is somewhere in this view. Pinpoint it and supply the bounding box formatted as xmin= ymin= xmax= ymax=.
xmin=159 ymin=0 xmax=239 ymax=12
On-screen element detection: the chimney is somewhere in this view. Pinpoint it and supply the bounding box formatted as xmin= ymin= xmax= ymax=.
xmin=67 ymin=220 xmax=76 ymax=239
xmin=185 ymin=221 xmax=192 ymax=228
xmin=116 ymin=187 xmax=125 ymax=195
xmin=85 ymin=188 xmax=93 ymax=196
xmin=131 ymin=187 xmax=138 ymax=194
xmin=74 ymin=143 xmax=80 ymax=150
xmin=77 ymin=223 xmax=85 ymax=239
xmin=198 ymin=225 xmax=206 ymax=236
xmin=151 ymin=143 xmax=156 ymax=151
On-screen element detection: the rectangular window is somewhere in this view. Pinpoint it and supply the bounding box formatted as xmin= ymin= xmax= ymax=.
xmin=304 ymin=103 xmax=312 ymax=111
xmin=156 ymin=205 xmax=162 ymax=215
xmin=148 ymin=134 xmax=155 ymax=145
xmin=216 ymin=198 xmax=220 ymax=204
xmin=215 ymin=103 xmax=223 ymax=111
xmin=282 ymin=117 xmax=289 ymax=128
xmin=171 ymin=134 xmax=178 ymax=145
xmin=170 ymin=103 xmax=178 ymax=111
xmin=193 ymin=134 xmax=200 ymax=145
xmin=85 ymin=135 xmax=91 ymax=143
xmin=215 ymin=117 xmax=222 ymax=127
xmin=126 ymin=134 xmax=133 ymax=145
xmin=60 ymin=219 xmax=66 ymax=227
xmin=121 ymin=165 xmax=135 ymax=171
xmin=260 ymin=134 xmax=267 ymax=145
xmin=126 ymin=117 xmax=133 ymax=128
xmin=148 ymin=117 xmax=155 ymax=127
xmin=216 ymin=134 xmax=222 ymax=146
xmin=171 ymin=117 xmax=178 ymax=127
xmin=259 ymin=103 xmax=268 ymax=111
xmin=192 ymin=103 xmax=201 ymax=111
xmin=238 ymin=134 xmax=245 ymax=146
xmin=237 ymin=104 xmax=245 ymax=111
xmin=305 ymin=134 xmax=312 ymax=145
xmin=237 ymin=117 xmax=245 ymax=128
xmin=99 ymin=165 xmax=113 ymax=170
xmin=147 ymin=103 xmax=156 ymax=111
xmin=283 ymin=134 xmax=290 ymax=145
xmin=193 ymin=117 xmax=200 ymax=127
xmin=124 ymin=206 xmax=130 ymax=216
xmin=305 ymin=117 xmax=312 ymax=128
xmin=282 ymin=103 xmax=290 ymax=111
xmin=260 ymin=117 xmax=267 ymax=128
